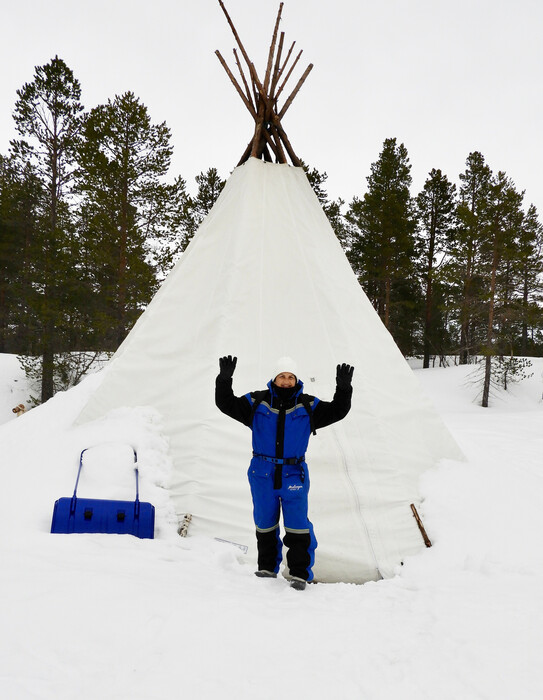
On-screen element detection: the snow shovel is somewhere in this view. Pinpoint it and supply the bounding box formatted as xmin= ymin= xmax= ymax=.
xmin=50 ymin=447 xmax=155 ymax=539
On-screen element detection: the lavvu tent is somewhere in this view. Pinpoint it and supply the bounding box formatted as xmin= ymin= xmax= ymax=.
xmin=75 ymin=3 xmax=463 ymax=583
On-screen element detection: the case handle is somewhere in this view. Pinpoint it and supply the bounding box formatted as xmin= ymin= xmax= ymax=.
xmin=70 ymin=446 xmax=139 ymax=513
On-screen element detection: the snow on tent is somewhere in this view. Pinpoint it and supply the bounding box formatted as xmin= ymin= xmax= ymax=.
xmin=75 ymin=2 xmax=462 ymax=583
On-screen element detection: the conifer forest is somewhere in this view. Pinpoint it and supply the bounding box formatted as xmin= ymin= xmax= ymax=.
xmin=1 ymin=58 xmax=542 ymax=404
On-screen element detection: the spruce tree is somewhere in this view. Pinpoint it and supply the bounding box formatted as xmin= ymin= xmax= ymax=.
xmin=416 ymin=169 xmax=456 ymax=367
xmin=0 ymin=153 xmax=43 ymax=353
xmin=480 ymin=172 xmax=524 ymax=407
xmin=514 ymin=204 xmax=543 ymax=355
xmin=346 ymin=138 xmax=419 ymax=353
xmin=75 ymin=91 xmax=186 ymax=348
xmin=11 ymin=56 xmax=83 ymax=401
xmin=451 ymin=152 xmax=492 ymax=364
xmin=176 ymin=167 xmax=227 ymax=252
xmin=302 ymin=161 xmax=348 ymax=249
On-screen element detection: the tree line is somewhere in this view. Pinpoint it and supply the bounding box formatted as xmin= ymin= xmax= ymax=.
xmin=331 ymin=139 xmax=543 ymax=406
xmin=1 ymin=57 xmax=542 ymax=408
xmin=0 ymin=57 xmax=226 ymax=402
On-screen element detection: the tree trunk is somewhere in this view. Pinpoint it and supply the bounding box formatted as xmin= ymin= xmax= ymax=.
xmin=481 ymin=236 xmax=499 ymax=408
xmin=481 ymin=354 xmax=492 ymax=408
xmin=41 ymin=316 xmax=56 ymax=402
xmin=41 ymin=121 xmax=59 ymax=402
xmin=0 ymin=285 xmax=6 ymax=352
xmin=423 ymin=218 xmax=436 ymax=369
xmin=459 ymin=244 xmax=473 ymax=365
xmin=117 ymin=142 xmax=129 ymax=347
xmin=521 ymin=272 xmax=529 ymax=355
xmin=384 ymin=275 xmax=391 ymax=329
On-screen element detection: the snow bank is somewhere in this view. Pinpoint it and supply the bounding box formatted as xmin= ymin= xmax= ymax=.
xmin=1 ymin=355 xmax=543 ymax=699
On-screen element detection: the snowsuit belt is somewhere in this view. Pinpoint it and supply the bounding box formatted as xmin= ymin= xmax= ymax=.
xmin=252 ymin=453 xmax=305 ymax=465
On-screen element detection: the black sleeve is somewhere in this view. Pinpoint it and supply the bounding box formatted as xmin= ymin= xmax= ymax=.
xmin=312 ymin=385 xmax=352 ymax=430
xmin=215 ymin=376 xmax=253 ymax=427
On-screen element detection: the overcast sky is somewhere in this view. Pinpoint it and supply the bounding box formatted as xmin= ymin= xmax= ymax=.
xmin=2 ymin=0 xmax=542 ymax=213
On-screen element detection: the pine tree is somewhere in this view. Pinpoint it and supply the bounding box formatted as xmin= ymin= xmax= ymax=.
xmin=176 ymin=167 xmax=227 ymax=253
xmin=346 ymin=138 xmax=419 ymax=353
xmin=514 ymin=204 xmax=543 ymax=354
xmin=416 ymin=169 xmax=456 ymax=367
xmin=451 ymin=152 xmax=492 ymax=364
xmin=11 ymin=56 xmax=83 ymax=401
xmin=480 ymin=172 xmax=524 ymax=407
xmin=302 ymin=161 xmax=348 ymax=249
xmin=75 ymin=91 xmax=185 ymax=348
xmin=0 ymin=153 xmax=43 ymax=353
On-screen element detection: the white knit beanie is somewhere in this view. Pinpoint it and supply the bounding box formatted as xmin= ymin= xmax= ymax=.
xmin=273 ymin=356 xmax=298 ymax=381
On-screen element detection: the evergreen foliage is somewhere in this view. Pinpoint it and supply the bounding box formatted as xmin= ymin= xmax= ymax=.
xmin=0 ymin=154 xmax=43 ymax=353
xmin=75 ymin=91 xmax=186 ymax=348
xmin=450 ymin=152 xmax=493 ymax=364
xmin=175 ymin=167 xmax=226 ymax=254
xmin=301 ymin=161 xmax=347 ymax=246
xmin=416 ymin=169 xmax=456 ymax=368
xmin=346 ymin=138 xmax=420 ymax=354
xmin=492 ymin=356 xmax=533 ymax=391
xmin=11 ymin=56 xmax=84 ymax=402
xmin=3 ymin=58 xmax=543 ymax=406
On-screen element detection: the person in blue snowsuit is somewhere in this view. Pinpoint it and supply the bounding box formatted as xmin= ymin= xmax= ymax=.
xmin=215 ymin=355 xmax=354 ymax=590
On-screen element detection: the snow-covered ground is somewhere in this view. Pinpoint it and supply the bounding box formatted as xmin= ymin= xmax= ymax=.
xmin=1 ymin=354 xmax=543 ymax=700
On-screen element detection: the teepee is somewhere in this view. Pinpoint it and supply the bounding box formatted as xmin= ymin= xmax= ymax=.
xmin=76 ymin=2 xmax=462 ymax=583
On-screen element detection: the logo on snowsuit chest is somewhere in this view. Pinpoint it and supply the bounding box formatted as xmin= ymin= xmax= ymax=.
xmin=287 ymin=484 xmax=303 ymax=491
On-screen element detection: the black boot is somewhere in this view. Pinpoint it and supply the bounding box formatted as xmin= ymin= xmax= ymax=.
xmin=255 ymin=528 xmax=281 ymax=574
xmin=284 ymin=531 xmax=312 ymax=581
xmin=290 ymin=577 xmax=306 ymax=591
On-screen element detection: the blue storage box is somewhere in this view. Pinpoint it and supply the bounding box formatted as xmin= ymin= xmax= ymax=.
xmin=51 ymin=447 xmax=155 ymax=539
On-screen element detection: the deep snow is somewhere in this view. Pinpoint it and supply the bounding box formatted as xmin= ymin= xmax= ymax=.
xmin=1 ymin=354 xmax=543 ymax=700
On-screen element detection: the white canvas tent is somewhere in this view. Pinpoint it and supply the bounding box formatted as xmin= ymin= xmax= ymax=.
xmin=75 ymin=3 xmax=463 ymax=583
xmin=76 ymin=157 xmax=462 ymax=583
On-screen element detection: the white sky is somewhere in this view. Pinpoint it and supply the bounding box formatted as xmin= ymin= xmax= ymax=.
xmin=2 ymin=0 xmax=543 ymax=212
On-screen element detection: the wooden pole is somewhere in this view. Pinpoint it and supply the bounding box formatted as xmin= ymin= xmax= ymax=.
xmin=233 ymin=48 xmax=255 ymax=111
xmin=278 ymin=63 xmax=313 ymax=119
xmin=217 ymin=0 xmax=310 ymax=167
xmin=410 ymin=503 xmax=432 ymax=548
xmin=275 ymin=40 xmax=296 ymax=91
xmin=263 ymin=3 xmax=284 ymax=94
xmin=217 ymin=0 xmax=265 ymax=96
xmin=273 ymin=121 xmax=301 ymax=166
xmin=237 ymin=140 xmax=253 ymax=166
xmin=269 ymin=123 xmax=287 ymax=163
xmin=215 ymin=50 xmax=256 ymax=119
xmin=262 ymin=141 xmax=273 ymax=162
xmin=270 ymin=31 xmax=285 ymax=100
xmin=275 ymin=49 xmax=303 ymax=103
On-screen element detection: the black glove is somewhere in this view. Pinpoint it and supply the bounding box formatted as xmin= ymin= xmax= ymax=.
xmin=218 ymin=355 xmax=237 ymax=380
xmin=336 ymin=363 xmax=354 ymax=389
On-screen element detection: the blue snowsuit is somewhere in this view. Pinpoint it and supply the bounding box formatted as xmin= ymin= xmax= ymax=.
xmin=215 ymin=375 xmax=352 ymax=582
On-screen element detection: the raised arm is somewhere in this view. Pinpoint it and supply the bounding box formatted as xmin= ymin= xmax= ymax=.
xmin=313 ymin=363 xmax=354 ymax=429
xmin=215 ymin=355 xmax=253 ymax=427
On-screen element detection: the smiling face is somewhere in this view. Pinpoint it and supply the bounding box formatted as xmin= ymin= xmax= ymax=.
xmin=274 ymin=372 xmax=297 ymax=388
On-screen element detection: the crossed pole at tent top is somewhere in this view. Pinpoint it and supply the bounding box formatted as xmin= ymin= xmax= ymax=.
xmin=215 ymin=0 xmax=313 ymax=167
